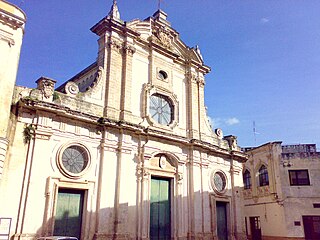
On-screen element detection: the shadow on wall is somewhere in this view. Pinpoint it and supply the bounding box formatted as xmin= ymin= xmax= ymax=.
xmin=30 ymin=185 xmax=246 ymax=240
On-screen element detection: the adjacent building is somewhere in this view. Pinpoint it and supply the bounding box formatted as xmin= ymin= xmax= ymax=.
xmin=243 ymin=142 xmax=320 ymax=240
xmin=0 ymin=0 xmax=26 ymax=180
xmin=0 ymin=1 xmax=247 ymax=240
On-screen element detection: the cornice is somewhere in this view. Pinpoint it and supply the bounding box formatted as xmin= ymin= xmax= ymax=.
xmin=90 ymin=17 xmax=139 ymax=39
xmin=0 ymin=8 xmax=26 ymax=30
xmin=17 ymin=98 xmax=247 ymax=162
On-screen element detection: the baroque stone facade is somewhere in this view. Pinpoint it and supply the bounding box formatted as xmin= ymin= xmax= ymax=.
xmin=242 ymin=142 xmax=320 ymax=240
xmin=0 ymin=2 xmax=247 ymax=240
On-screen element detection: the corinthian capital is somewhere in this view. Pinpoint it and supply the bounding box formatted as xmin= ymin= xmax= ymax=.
xmin=108 ymin=38 xmax=122 ymax=54
xmin=123 ymin=44 xmax=136 ymax=56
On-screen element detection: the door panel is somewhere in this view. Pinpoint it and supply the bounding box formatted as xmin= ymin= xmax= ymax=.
xmin=150 ymin=178 xmax=171 ymax=240
xmin=216 ymin=201 xmax=228 ymax=240
xmin=54 ymin=189 xmax=84 ymax=239
xmin=303 ymin=216 xmax=320 ymax=240
xmin=249 ymin=216 xmax=261 ymax=240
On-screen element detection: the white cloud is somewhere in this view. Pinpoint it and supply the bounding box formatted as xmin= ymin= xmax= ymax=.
xmin=208 ymin=117 xmax=240 ymax=128
xmin=260 ymin=18 xmax=270 ymax=24
xmin=225 ymin=117 xmax=240 ymax=126
xmin=211 ymin=118 xmax=222 ymax=128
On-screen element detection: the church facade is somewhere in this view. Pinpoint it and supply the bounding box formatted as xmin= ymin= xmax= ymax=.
xmin=0 ymin=2 xmax=247 ymax=239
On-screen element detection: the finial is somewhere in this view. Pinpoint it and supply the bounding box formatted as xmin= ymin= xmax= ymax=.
xmin=108 ymin=0 xmax=120 ymax=20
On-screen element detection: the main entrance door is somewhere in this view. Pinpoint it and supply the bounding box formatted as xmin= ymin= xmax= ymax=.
xmin=53 ymin=189 xmax=84 ymax=239
xmin=150 ymin=178 xmax=171 ymax=240
xmin=216 ymin=201 xmax=228 ymax=240
xmin=303 ymin=216 xmax=320 ymax=240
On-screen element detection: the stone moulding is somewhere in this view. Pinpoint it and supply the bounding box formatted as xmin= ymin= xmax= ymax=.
xmin=0 ymin=29 xmax=15 ymax=46
xmin=0 ymin=8 xmax=26 ymax=30
xmin=18 ymin=98 xmax=247 ymax=162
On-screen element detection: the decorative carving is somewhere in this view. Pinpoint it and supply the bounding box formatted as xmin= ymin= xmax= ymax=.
xmin=215 ymin=128 xmax=223 ymax=139
xmin=136 ymin=164 xmax=150 ymax=179
xmin=197 ymin=76 xmax=205 ymax=86
xmin=159 ymin=155 xmax=167 ymax=169
xmin=36 ymin=77 xmax=56 ymax=99
xmin=243 ymin=189 xmax=252 ymax=199
xmin=224 ymin=135 xmax=238 ymax=151
xmin=185 ymin=71 xmax=197 ymax=84
xmin=65 ymin=82 xmax=79 ymax=96
xmin=123 ymin=45 xmax=136 ymax=56
xmin=108 ymin=38 xmax=122 ymax=54
xmin=86 ymin=66 xmax=104 ymax=91
xmin=152 ymin=27 xmax=173 ymax=49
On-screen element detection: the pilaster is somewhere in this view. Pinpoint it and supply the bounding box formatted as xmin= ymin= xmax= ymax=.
xmin=120 ymin=42 xmax=136 ymax=121
xmin=186 ymin=69 xmax=200 ymax=139
xmin=104 ymin=36 xmax=123 ymax=120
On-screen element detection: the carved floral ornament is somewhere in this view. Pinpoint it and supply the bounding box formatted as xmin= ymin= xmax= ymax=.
xmin=185 ymin=71 xmax=204 ymax=85
xmin=108 ymin=38 xmax=136 ymax=56
xmin=136 ymin=164 xmax=150 ymax=179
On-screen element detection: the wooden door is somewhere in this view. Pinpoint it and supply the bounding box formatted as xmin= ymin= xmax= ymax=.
xmin=54 ymin=189 xmax=84 ymax=239
xmin=216 ymin=201 xmax=228 ymax=240
xmin=150 ymin=178 xmax=171 ymax=240
xmin=249 ymin=216 xmax=261 ymax=240
xmin=303 ymin=216 xmax=320 ymax=240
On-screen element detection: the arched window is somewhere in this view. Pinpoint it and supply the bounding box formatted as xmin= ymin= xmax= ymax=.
xmin=243 ymin=170 xmax=251 ymax=189
xmin=149 ymin=93 xmax=173 ymax=125
xmin=259 ymin=165 xmax=269 ymax=186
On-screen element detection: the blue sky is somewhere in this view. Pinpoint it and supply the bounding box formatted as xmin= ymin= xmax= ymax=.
xmin=9 ymin=0 xmax=320 ymax=148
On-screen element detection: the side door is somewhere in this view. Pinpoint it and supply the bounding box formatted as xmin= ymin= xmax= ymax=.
xmin=249 ymin=216 xmax=261 ymax=240
xmin=303 ymin=216 xmax=320 ymax=240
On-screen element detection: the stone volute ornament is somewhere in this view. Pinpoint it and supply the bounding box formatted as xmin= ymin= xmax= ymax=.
xmin=65 ymin=81 xmax=79 ymax=96
xmin=86 ymin=66 xmax=104 ymax=92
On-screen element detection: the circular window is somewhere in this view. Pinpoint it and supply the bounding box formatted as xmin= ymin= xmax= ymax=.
xmin=149 ymin=93 xmax=173 ymax=125
xmin=158 ymin=70 xmax=168 ymax=80
xmin=211 ymin=171 xmax=227 ymax=193
xmin=58 ymin=144 xmax=90 ymax=178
